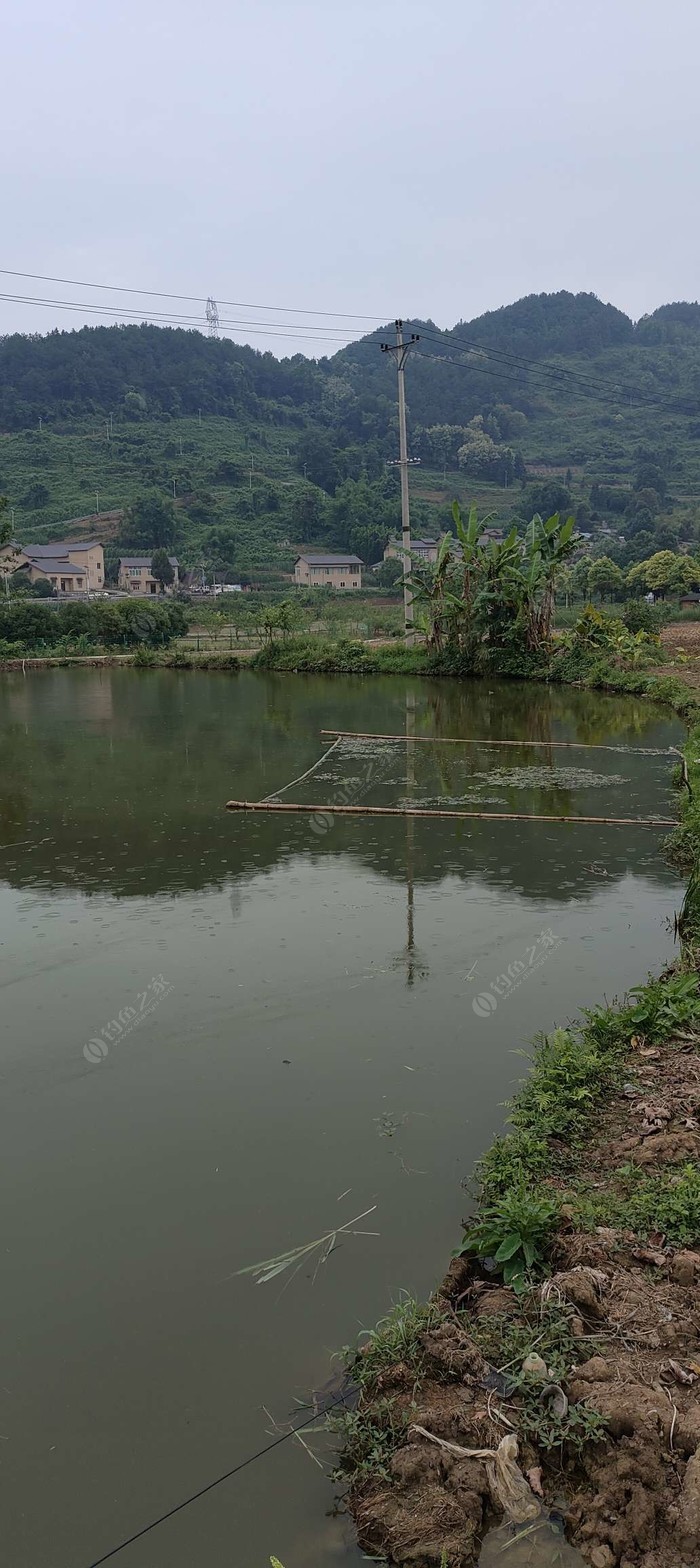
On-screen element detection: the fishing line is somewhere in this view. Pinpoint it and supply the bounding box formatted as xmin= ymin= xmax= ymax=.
xmin=82 ymin=1392 xmax=349 ymax=1567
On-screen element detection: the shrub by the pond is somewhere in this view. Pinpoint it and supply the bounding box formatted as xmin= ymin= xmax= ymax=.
xmin=0 ymin=598 xmax=188 ymax=651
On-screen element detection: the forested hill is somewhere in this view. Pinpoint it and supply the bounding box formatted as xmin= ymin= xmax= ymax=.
xmin=4 ymin=291 xmax=700 ymax=429
xmin=4 ymin=290 xmax=700 ymax=580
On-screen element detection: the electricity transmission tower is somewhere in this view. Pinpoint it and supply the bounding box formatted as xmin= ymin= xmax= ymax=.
xmin=382 ymin=320 xmax=420 ymax=645
xmin=206 ymin=297 xmax=220 ymax=337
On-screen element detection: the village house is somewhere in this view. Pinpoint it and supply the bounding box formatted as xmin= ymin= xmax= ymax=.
xmin=0 ymin=541 xmax=30 ymax=583
xmin=22 ymin=539 xmax=105 ymax=592
xmin=24 ymin=556 xmax=88 ymax=594
xmin=294 ymin=554 xmax=363 ymax=589
xmin=117 ymin=557 xmax=180 ymax=596
xmin=384 ymin=538 xmax=440 ymax=564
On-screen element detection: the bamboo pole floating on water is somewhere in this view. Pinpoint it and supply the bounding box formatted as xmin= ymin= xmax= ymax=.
xmin=225 ymin=800 xmax=676 ymax=827
xmin=320 ymin=729 xmax=673 ymax=756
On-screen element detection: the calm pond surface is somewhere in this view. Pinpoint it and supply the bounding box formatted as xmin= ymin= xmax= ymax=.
xmin=0 ymin=668 xmax=683 ymax=1568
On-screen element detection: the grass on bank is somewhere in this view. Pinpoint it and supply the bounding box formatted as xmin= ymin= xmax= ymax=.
xmin=460 ymin=711 xmax=700 ymax=1292
xmin=575 ymin=1161 xmax=700 ymax=1245
xmin=336 ymin=1289 xmax=609 ymax=1484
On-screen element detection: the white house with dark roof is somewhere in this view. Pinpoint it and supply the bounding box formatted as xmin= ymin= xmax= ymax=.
xmin=117 ymin=557 xmax=180 ymax=596
xmin=294 ymin=553 xmax=363 ymax=589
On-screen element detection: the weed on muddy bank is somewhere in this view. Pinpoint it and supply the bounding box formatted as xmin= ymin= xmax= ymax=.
xmin=471 ymin=968 xmax=700 ymax=1247
xmin=574 ymin=1160 xmax=700 ymax=1246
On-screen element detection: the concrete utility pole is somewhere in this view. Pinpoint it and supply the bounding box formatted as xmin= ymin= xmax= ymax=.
xmin=382 ymin=320 xmax=419 ymax=644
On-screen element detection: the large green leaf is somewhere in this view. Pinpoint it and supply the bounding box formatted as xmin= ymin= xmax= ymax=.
xmin=494 ymin=1233 xmax=524 ymax=1262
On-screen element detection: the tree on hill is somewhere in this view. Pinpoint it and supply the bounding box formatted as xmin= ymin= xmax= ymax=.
xmin=519 ymin=479 xmax=573 ymax=522
xmin=0 ymin=496 xmax=25 ymax=593
xmin=151 ymin=549 xmax=175 ymax=593
xmin=296 ymin=430 xmax=339 ymax=493
xmin=627 ymin=551 xmax=699 ymax=598
xmin=121 ymin=491 xmax=176 ymax=550
xmin=0 ymin=496 xmax=10 ymax=549
xmin=587 ymin=556 xmax=624 ymax=602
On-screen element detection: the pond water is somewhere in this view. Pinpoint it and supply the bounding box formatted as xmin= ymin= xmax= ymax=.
xmin=0 ymin=668 xmax=683 ymax=1568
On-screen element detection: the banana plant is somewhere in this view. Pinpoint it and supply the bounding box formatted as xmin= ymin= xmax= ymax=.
xmin=451 ymin=500 xmax=493 ymax=613
xmin=521 ymin=513 xmax=578 ymax=647
xmin=473 ymin=525 xmax=524 ymax=644
xmin=405 ymin=533 xmax=462 ymax=652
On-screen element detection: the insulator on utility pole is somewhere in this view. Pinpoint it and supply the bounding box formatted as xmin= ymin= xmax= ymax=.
xmin=381 ymin=320 xmax=420 ymax=645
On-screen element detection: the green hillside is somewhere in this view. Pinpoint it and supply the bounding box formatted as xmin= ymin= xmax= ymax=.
xmin=2 ymin=291 xmax=700 ymax=581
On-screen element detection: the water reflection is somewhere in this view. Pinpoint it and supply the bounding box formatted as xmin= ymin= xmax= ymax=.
xmin=0 ymin=668 xmax=682 ymax=905
xmin=0 ymin=668 xmax=685 ymax=1568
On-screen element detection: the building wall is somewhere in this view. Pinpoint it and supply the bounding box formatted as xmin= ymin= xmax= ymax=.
xmin=384 ymin=541 xmax=438 ymax=563
xmin=67 ymin=544 xmax=104 ymax=591
xmin=117 ymin=563 xmax=179 ymax=596
xmin=0 ymin=544 xmax=29 ymax=577
xmin=27 ymin=563 xmax=86 ymax=594
xmin=294 ymin=562 xmax=362 ymax=589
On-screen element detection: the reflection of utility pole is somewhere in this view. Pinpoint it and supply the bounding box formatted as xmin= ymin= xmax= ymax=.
xmin=405 ymin=691 xmax=416 ymax=985
xmin=382 ymin=320 xmax=419 ymax=645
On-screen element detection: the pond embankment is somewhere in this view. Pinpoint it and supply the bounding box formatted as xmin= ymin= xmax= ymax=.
xmin=338 ymin=708 xmax=700 ymax=1568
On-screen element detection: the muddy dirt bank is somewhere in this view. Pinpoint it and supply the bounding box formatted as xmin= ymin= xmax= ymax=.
xmin=346 ymin=1026 xmax=700 ymax=1567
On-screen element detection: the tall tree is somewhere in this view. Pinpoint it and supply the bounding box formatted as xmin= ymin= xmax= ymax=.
xmin=587 ymin=556 xmax=624 ymax=602
xmin=151 ymin=549 xmax=175 ymax=593
xmin=122 ymin=492 xmax=176 ymax=550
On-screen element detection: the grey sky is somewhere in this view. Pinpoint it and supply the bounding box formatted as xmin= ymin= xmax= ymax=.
xmin=3 ymin=0 xmax=699 ymax=355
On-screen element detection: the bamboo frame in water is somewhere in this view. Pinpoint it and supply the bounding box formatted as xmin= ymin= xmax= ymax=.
xmin=320 ymin=729 xmax=673 ymax=756
xmin=225 ymin=800 xmax=675 ymax=827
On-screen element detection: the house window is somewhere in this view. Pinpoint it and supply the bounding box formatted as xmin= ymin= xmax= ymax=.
xmin=340 ymin=581 xmax=345 ymax=588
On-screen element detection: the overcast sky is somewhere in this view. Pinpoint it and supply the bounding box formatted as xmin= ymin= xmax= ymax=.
xmin=2 ymin=0 xmax=699 ymax=356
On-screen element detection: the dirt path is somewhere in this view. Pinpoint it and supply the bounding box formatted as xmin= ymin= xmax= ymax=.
xmin=644 ymin=624 xmax=700 ymax=694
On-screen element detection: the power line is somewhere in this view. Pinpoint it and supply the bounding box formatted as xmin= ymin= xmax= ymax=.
xmin=1 ymin=274 xmax=696 ymax=414
xmin=82 ymin=1392 xmax=348 ymax=1568
xmin=415 ymin=328 xmax=634 ymax=404
xmin=417 ymin=323 xmax=700 ymax=416
xmin=416 ymin=339 xmax=696 ymax=418
xmin=0 ymin=267 xmax=389 ymax=322
xmin=0 ymin=292 xmax=373 ymax=346
xmin=416 ymin=325 xmax=623 ymax=396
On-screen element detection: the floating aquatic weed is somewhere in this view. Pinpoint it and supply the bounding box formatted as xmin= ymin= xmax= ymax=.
xmin=470 ymin=766 xmax=629 ymax=791
xmin=400 ymin=794 xmax=510 ymax=808
xmin=236 ymin=1206 xmax=379 ymax=1286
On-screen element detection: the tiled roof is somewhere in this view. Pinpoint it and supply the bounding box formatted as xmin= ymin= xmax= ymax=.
xmin=23 ymin=539 xmax=101 ymax=556
xmin=296 ymin=554 xmax=362 ymax=565
xmin=32 ymin=558 xmax=86 ymax=576
xmin=118 ymin=557 xmax=179 ymax=567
